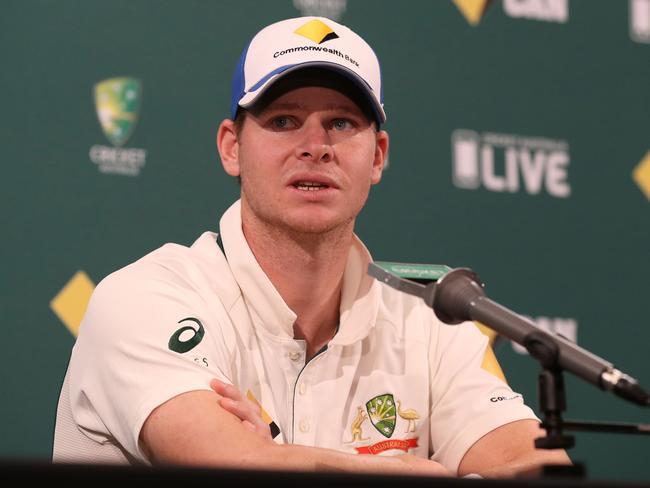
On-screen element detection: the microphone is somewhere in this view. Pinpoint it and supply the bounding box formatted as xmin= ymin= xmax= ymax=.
xmin=367 ymin=262 xmax=649 ymax=407
xmin=423 ymin=268 xmax=650 ymax=407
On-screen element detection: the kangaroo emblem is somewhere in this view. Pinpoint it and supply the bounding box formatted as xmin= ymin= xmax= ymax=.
xmin=346 ymin=406 xmax=370 ymax=443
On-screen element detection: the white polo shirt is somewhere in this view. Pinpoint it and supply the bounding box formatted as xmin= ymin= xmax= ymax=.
xmin=53 ymin=199 xmax=538 ymax=472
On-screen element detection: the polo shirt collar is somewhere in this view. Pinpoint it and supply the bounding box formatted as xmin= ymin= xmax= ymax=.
xmin=334 ymin=235 xmax=380 ymax=346
xmin=219 ymin=199 xmax=380 ymax=343
xmin=219 ymin=200 xmax=296 ymax=338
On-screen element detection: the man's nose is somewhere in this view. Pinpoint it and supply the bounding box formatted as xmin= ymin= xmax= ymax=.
xmin=295 ymin=120 xmax=333 ymax=163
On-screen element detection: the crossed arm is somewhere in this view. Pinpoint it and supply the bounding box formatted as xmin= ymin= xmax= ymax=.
xmin=139 ymin=384 xmax=450 ymax=477
xmin=139 ymin=380 xmax=571 ymax=478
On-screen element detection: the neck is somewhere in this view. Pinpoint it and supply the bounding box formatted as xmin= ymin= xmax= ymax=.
xmin=241 ymin=211 xmax=354 ymax=359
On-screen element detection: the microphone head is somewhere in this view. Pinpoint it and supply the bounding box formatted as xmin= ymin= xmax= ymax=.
xmin=610 ymin=374 xmax=650 ymax=407
xmin=425 ymin=268 xmax=485 ymax=324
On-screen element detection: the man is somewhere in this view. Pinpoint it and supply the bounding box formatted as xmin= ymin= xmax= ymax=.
xmin=53 ymin=16 xmax=570 ymax=477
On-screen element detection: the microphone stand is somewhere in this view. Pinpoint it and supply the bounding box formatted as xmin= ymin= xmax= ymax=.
xmin=367 ymin=263 xmax=650 ymax=479
xmin=523 ymin=331 xmax=650 ymax=444
xmin=524 ymin=331 xmax=575 ymax=450
xmin=521 ymin=330 xmax=585 ymax=478
xmin=518 ymin=329 xmax=650 ymax=479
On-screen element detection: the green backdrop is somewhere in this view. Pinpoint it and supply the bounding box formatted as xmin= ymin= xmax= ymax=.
xmin=2 ymin=0 xmax=649 ymax=481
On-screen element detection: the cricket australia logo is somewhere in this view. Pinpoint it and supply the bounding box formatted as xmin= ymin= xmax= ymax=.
xmin=89 ymin=76 xmax=147 ymax=176
xmin=366 ymin=393 xmax=396 ymax=438
xmin=348 ymin=393 xmax=420 ymax=455
xmin=95 ymin=77 xmax=141 ymax=147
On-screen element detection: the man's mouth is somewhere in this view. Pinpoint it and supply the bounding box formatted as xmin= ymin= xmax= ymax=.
xmin=293 ymin=181 xmax=329 ymax=191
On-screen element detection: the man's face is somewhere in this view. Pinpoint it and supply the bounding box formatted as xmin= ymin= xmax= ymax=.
xmin=226 ymin=84 xmax=388 ymax=236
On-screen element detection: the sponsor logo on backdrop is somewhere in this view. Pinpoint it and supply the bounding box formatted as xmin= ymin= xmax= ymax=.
xmin=90 ymin=77 xmax=147 ymax=176
xmin=453 ymin=0 xmax=494 ymax=26
xmin=511 ymin=316 xmax=578 ymax=355
xmin=452 ymin=129 xmax=571 ymax=198
xmin=630 ymin=0 xmax=650 ymax=43
xmin=503 ymin=0 xmax=568 ymax=23
xmin=454 ymin=0 xmax=567 ymax=25
xmin=632 ymin=150 xmax=650 ymax=200
xmin=50 ymin=270 xmax=95 ymax=337
xmin=293 ymin=0 xmax=347 ymax=21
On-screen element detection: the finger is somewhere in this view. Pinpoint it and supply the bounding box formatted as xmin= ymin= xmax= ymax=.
xmin=243 ymin=420 xmax=272 ymax=441
xmin=219 ymin=398 xmax=271 ymax=439
xmin=218 ymin=397 xmax=255 ymax=423
xmin=210 ymin=380 xmax=263 ymax=423
xmin=210 ymin=380 xmax=271 ymax=438
xmin=212 ymin=382 xmax=259 ymax=422
xmin=209 ymin=378 xmax=226 ymax=395
xmin=210 ymin=379 xmax=244 ymax=402
xmin=220 ymin=397 xmax=269 ymax=432
xmin=242 ymin=420 xmax=256 ymax=432
xmin=218 ymin=397 xmax=241 ymax=415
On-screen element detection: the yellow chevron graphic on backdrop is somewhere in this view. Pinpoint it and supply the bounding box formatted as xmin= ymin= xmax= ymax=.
xmin=50 ymin=270 xmax=95 ymax=337
xmin=633 ymin=150 xmax=650 ymax=200
xmin=452 ymin=0 xmax=493 ymax=26
xmin=475 ymin=321 xmax=507 ymax=382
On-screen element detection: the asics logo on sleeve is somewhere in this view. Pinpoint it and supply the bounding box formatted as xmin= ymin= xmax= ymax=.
xmin=168 ymin=317 xmax=205 ymax=353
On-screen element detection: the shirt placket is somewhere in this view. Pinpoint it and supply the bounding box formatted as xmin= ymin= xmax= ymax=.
xmin=279 ymin=339 xmax=306 ymax=442
xmin=291 ymin=349 xmax=324 ymax=446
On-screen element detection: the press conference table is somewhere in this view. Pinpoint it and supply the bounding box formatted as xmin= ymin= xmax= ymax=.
xmin=1 ymin=461 xmax=648 ymax=487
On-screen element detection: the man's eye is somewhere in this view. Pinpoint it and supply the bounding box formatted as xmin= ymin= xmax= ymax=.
xmin=332 ymin=119 xmax=352 ymax=131
xmin=272 ymin=116 xmax=292 ymax=129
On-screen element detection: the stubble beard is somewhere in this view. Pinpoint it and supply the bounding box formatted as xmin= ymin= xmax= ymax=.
xmin=241 ymin=187 xmax=368 ymax=249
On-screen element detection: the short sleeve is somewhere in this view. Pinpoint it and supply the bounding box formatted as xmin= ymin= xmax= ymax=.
xmin=67 ymin=260 xmax=234 ymax=463
xmin=429 ymin=322 xmax=539 ymax=473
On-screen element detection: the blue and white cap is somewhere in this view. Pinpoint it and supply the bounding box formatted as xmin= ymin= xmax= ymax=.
xmin=231 ymin=16 xmax=386 ymax=125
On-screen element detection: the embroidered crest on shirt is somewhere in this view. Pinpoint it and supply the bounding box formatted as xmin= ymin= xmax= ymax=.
xmin=348 ymin=393 xmax=419 ymax=455
xmin=396 ymin=399 xmax=420 ymax=433
xmin=345 ymin=406 xmax=370 ymax=443
xmin=366 ymin=394 xmax=396 ymax=437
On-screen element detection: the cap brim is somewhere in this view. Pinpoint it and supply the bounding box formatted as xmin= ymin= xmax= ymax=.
xmin=238 ymin=61 xmax=386 ymax=125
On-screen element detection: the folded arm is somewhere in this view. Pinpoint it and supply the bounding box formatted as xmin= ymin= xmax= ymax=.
xmin=139 ymin=388 xmax=451 ymax=477
xmin=458 ymin=419 xmax=572 ymax=478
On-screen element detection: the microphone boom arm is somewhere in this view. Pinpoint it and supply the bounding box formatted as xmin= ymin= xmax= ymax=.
xmin=368 ymin=264 xmax=650 ymax=407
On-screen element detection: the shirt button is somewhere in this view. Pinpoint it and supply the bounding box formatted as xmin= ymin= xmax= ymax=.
xmin=288 ymin=351 xmax=301 ymax=361
xmin=298 ymin=382 xmax=306 ymax=395
xmin=299 ymin=419 xmax=310 ymax=433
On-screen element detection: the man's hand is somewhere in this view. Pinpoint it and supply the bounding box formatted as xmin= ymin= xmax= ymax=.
xmin=210 ymin=379 xmax=273 ymax=441
xmin=209 ymin=379 xmax=453 ymax=477
xmin=142 ymin=385 xmax=454 ymax=476
xmin=458 ymin=419 xmax=571 ymax=478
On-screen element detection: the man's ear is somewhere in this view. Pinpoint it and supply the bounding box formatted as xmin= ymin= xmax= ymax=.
xmin=371 ymin=130 xmax=389 ymax=185
xmin=217 ymin=119 xmax=241 ymax=177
